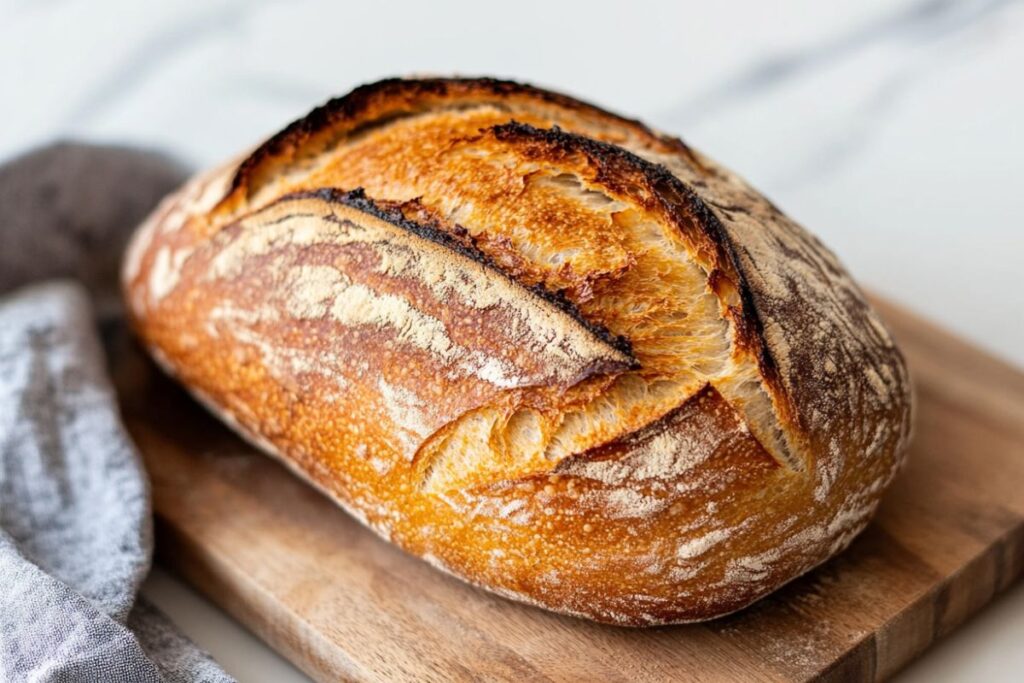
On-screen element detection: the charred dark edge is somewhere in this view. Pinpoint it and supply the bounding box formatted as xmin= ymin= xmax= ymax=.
xmin=226 ymin=76 xmax=701 ymax=200
xmin=487 ymin=121 xmax=787 ymax=406
xmin=268 ymin=187 xmax=637 ymax=364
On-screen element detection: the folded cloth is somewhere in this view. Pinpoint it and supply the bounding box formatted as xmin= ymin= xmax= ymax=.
xmin=0 ymin=144 xmax=233 ymax=682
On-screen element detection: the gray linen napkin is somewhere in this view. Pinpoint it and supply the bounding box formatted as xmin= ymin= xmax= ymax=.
xmin=0 ymin=143 xmax=234 ymax=682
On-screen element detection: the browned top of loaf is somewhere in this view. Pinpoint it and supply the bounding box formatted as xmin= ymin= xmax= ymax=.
xmin=123 ymin=77 xmax=913 ymax=624
xmin=207 ymin=77 xmax=909 ymax=469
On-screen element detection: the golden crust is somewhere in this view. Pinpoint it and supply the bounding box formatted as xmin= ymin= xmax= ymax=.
xmin=123 ymin=77 xmax=913 ymax=625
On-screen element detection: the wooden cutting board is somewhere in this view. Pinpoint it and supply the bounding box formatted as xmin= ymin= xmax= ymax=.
xmin=116 ymin=298 xmax=1024 ymax=682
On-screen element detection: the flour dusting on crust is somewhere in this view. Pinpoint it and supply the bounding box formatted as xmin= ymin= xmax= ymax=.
xmin=122 ymin=77 xmax=914 ymax=626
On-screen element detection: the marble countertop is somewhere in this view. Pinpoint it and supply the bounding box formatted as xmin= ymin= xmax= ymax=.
xmin=3 ymin=0 xmax=1021 ymax=680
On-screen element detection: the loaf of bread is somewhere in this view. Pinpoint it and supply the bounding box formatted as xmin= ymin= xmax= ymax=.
xmin=123 ymin=78 xmax=913 ymax=625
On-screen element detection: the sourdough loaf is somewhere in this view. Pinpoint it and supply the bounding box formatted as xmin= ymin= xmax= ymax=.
xmin=123 ymin=78 xmax=913 ymax=625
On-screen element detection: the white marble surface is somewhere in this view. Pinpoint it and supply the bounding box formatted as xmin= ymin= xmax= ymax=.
xmin=3 ymin=0 xmax=1022 ymax=680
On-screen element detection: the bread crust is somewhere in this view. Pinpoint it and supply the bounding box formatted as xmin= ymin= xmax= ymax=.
xmin=123 ymin=77 xmax=913 ymax=625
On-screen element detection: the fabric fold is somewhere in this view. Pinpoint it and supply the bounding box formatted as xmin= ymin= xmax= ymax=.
xmin=0 ymin=144 xmax=233 ymax=683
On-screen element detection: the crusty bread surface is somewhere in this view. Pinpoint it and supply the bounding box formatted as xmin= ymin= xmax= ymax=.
xmin=123 ymin=78 xmax=913 ymax=625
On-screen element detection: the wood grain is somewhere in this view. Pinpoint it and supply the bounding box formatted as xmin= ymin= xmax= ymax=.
xmin=116 ymin=297 xmax=1024 ymax=682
